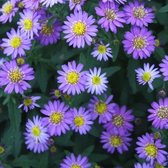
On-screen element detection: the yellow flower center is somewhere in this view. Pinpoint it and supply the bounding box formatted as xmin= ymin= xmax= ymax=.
xmin=18 ymin=2 xmax=24 ymax=8
xmin=142 ymin=72 xmax=151 ymax=82
xmin=9 ymin=68 xmax=23 ymax=83
xmin=145 ymin=144 xmax=158 ymax=157
xmin=66 ymin=71 xmax=79 ymax=84
xmin=98 ymin=45 xmax=106 ymax=54
xmin=155 ymin=39 xmax=160 ymax=47
xmin=17 ymin=57 xmax=25 ymax=65
xmin=74 ymin=116 xmax=85 ymax=127
xmin=50 ymin=146 xmax=57 ymax=153
xmin=110 ymin=136 xmax=122 ymax=147
xmin=72 ymin=0 xmax=81 ymax=4
xmin=157 ymin=107 xmax=168 ymax=119
xmin=23 ymin=98 xmax=33 ymax=106
xmin=41 ymin=25 xmax=53 ymax=35
xmin=133 ymin=37 xmax=146 ymax=49
xmin=95 ymin=102 xmax=107 ymax=114
xmin=32 ymin=126 xmax=41 ymax=137
xmin=155 ymin=163 xmax=164 ymax=168
xmin=72 ymin=21 xmax=86 ymax=36
xmin=50 ymin=112 xmax=63 ymax=124
xmin=133 ymin=6 xmax=146 ymax=19
xmin=54 ymin=89 xmax=61 ymax=97
xmin=3 ymin=3 xmax=13 ymax=14
xmin=92 ymin=76 xmax=101 ymax=85
xmin=113 ymin=115 xmax=124 ymax=127
xmin=24 ymin=19 xmax=33 ymax=30
xmin=0 ymin=146 xmax=5 ymax=154
xmin=105 ymin=9 xmax=116 ymax=20
xmin=71 ymin=165 xmax=81 ymax=168
xmin=10 ymin=37 xmax=22 ymax=49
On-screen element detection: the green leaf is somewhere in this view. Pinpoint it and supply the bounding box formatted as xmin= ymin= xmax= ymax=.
xmin=159 ymin=4 xmax=168 ymax=13
xmin=102 ymin=66 xmax=120 ymax=77
xmin=82 ymin=145 xmax=94 ymax=156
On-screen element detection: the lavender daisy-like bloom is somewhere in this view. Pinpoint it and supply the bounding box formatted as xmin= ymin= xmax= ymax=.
xmin=18 ymin=9 xmax=41 ymax=39
xmin=63 ymin=11 xmax=98 ymax=48
xmin=123 ymin=1 xmax=154 ymax=27
xmin=134 ymin=163 xmax=151 ymax=168
xmin=1 ymin=29 xmax=32 ymax=59
xmin=0 ymin=60 xmax=34 ymax=94
xmin=91 ymin=42 xmax=112 ymax=61
xmin=24 ymin=116 xmax=49 ymax=153
xmin=104 ymin=104 xmax=134 ymax=134
xmin=95 ymin=2 xmax=125 ymax=33
xmin=135 ymin=63 xmax=160 ymax=90
xmin=40 ymin=100 xmax=71 ymax=136
xmin=148 ymin=98 xmax=168 ymax=129
xmin=85 ymin=67 xmax=108 ymax=95
xmin=40 ymin=0 xmax=64 ymax=7
xmin=57 ymin=61 xmax=86 ymax=95
xmin=136 ymin=133 xmax=167 ymax=165
xmin=36 ymin=20 xmax=62 ymax=46
xmin=123 ymin=27 xmax=155 ymax=59
xmin=102 ymin=0 xmax=127 ymax=4
xmin=19 ymin=96 xmax=41 ymax=112
xmin=70 ymin=107 xmax=93 ymax=135
xmin=159 ymin=55 xmax=168 ymax=81
xmin=23 ymin=0 xmax=40 ymax=9
xmin=88 ymin=95 xmax=116 ymax=124
xmin=101 ymin=131 xmax=132 ymax=154
xmin=60 ymin=153 xmax=91 ymax=168
xmin=0 ymin=0 xmax=18 ymax=23
xmin=69 ymin=0 xmax=86 ymax=11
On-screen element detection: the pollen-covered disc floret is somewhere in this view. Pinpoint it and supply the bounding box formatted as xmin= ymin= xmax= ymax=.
xmin=95 ymin=2 xmax=125 ymax=33
xmin=24 ymin=116 xmax=50 ymax=153
xmin=148 ymin=98 xmax=168 ymax=129
xmin=63 ymin=11 xmax=98 ymax=48
xmin=18 ymin=9 xmax=41 ymax=39
xmin=60 ymin=153 xmax=91 ymax=168
xmin=85 ymin=67 xmax=108 ymax=95
xmin=40 ymin=100 xmax=71 ymax=136
xmin=0 ymin=0 xmax=18 ymax=23
xmin=88 ymin=95 xmax=116 ymax=124
xmin=136 ymin=133 xmax=167 ymax=165
xmin=0 ymin=60 xmax=34 ymax=94
xmin=104 ymin=104 xmax=134 ymax=134
xmin=135 ymin=63 xmax=160 ymax=90
xmin=123 ymin=1 xmax=154 ymax=27
xmin=101 ymin=131 xmax=132 ymax=154
xmin=70 ymin=107 xmax=93 ymax=135
xmin=123 ymin=27 xmax=155 ymax=59
xmin=1 ymin=28 xmax=32 ymax=59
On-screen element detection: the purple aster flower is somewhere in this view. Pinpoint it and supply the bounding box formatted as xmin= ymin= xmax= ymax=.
xmin=36 ymin=20 xmax=62 ymax=46
xmin=100 ymin=130 xmax=132 ymax=154
xmin=123 ymin=1 xmax=154 ymax=27
xmin=60 ymin=153 xmax=91 ymax=168
xmin=24 ymin=116 xmax=50 ymax=153
xmin=134 ymin=163 xmax=151 ymax=168
xmin=1 ymin=28 xmax=32 ymax=59
xmin=40 ymin=100 xmax=71 ymax=136
xmin=18 ymin=96 xmax=41 ymax=112
xmin=69 ymin=0 xmax=86 ymax=11
xmin=123 ymin=27 xmax=155 ymax=59
xmin=0 ymin=0 xmax=18 ymax=24
xmin=88 ymin=95 xmax=116 ymax=124
xmin=103 ymin=104 xmax=134 ymax=134
xmin=70 ymin=107 xmax=93 ymax=135
xmin=18 ymin=9 xmax=41 ymax=39
xmin=23 ymin=0 xmax=40 ymax=9
xmin=102 ymin=0 xmax=127 ymax=4
xmin=63 ymin=10 xmax=98 ymax=48
xmin=91 ymin=42 xmax=112 ymax=61
xmin=0 ymin=60 xmax=34 ymax=94
xmin=135 ymin=63 xmax=160 ymax=90
xmin=40 ymin=0 xmax=64 ymax=7
xmin=148 ymin=98 xmax=168 ymax=129
xmin=95 ymin=2 xmax=125 ymax=33
xmin=57 ymin=61 xmax=86 ymax=95
xmin=85 ymin=67 xmax=108 ymax=95
xmin=159 ymin=55 xmax=168 ymax=81
xmin=136 ymin=133 xmax=167 ymax=165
